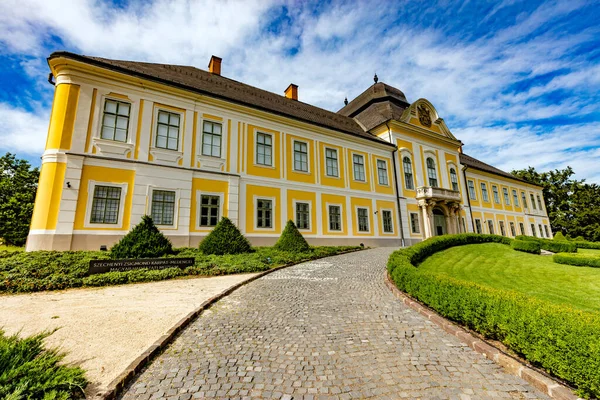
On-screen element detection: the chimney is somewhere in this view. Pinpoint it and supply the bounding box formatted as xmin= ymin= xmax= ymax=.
xmin=208 ymin=56 xmax=222 ymax=75
xmin=284 ymin=83 xmax=298 ymax=100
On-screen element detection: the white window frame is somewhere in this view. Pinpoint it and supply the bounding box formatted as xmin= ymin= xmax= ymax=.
xmin=293 ymin=199 xmax=312 ymax=231
xmin=487 ymin=219 xmax=495 ymax=234
xmin=355 ymin=206 xmax=371 ymax=233
xmin=475 ymin=219 xmax=482 ymax=234
xmin=147 ymin=186 xmax=180 ymax=228
xmin=499 ymin=220 xmax=506 ymax=236
xmin=351 ymin=152 xmax=366 ymax=182
xmin=449 ymin=166 xmax=459 ymax=192
xmin=253 ymin=195 xmax=276 ymax=231
xmin=324 ymin=147 xmax=339 ymax=178
xmin=467 ymin=180 xmax=477 ymax=200
xmin=509 ymin=221 xmax=516 ymax=237
xmin=503 ymin=187 xmax=511 ymax=206
xmin=380 ymin=208 xmax=394 ymax=234
xmin=481 ymin=182 xmax=489 ymax=202
xmin=93 ymin=94 xmax=137 ymax=157
xmin=409 ymin=212 xmax=421 ymax=234
xmin=292 ymin=140 xmax=310 ymax=173
xmin=512 ymin=189 xmax=520 ymax=207
xmin=376 ymin=158 xmax=389 ymax=186
xmin=402 ymin=155 xmax=415 ymax=190
xmin=201 ymin=119 xmax=223 ymax=158
xmin=84 ymin=180 xmax=128 ymax=229
xmin=196 ymin=191 xmax=224 ymax=229
xmin=326 ymin=203 xmax=343 ymax=233
xmin=492 ymin=185 xmax=500 ymax=204
xmin=254 ymin=131 xmax=274 ymax=168
xmin=152 ymin=108 xmax=184 ymax=152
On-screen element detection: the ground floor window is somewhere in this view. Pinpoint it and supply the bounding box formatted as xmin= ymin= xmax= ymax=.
xmin=257 ymin=199 xmax=272 ymax=228
xmin=357 ymin=208 xmax=369 ymax=232
xmin=487 ymin=220 xmax=494 ymax=234
xmin=544 ymin=225 xmax=550 ymax=237
xmin=531 ymin=223 xmax=537 ymax=237
xmin=539 ymin=224 xmax=544 ymax=238
xmin=151 ymin=190 xmax=176 ymax=225
xmin=90 ymin=185 xmax=121 ymax=224
xmin=329 ymin=205 xmax=341 ymax=231
xmin=200 ymin=195 xmax=220 ymax=227
xmin=382 ymin=210 xmax=393 ymax=233
xmin=519 ymin=222 xmax=525 ymax=235
xmin=461 ymin=217 xmax=466 ymax=233
xmin=410 ymin=213 xmax=420 ymax=234
xmin=509 ymin=222 xmax=516 ymax=237
xmin=475 ymin=219 xmax=482 ymax=234
xmin=296 ymin=202 xmax=310 ymax=230
xmin=499 ymin=221 xmax=506 ymax=236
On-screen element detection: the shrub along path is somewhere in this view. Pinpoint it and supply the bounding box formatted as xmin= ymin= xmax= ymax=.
xmin=120 ymin=248 xmax=547 ymax=399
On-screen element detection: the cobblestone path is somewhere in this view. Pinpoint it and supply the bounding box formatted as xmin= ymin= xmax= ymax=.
xmin=120 ymin=248 xmax=548 ymax=400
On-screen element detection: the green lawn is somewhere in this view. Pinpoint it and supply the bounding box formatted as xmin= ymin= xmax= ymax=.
xmin=578 ymin=248 xmax=600 ymax=255
xmin=0 ymin=245 xmax=23 ymax=252
xmin=418 ymin=243 xmax=600 ymax=313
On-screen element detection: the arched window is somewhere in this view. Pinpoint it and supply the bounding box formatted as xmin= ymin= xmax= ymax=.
xmin=449 ymin=168 xmax=459 ymax=191
xmin=402 ymin=156 xmax=414 ymax=190
xmin=426 ymin=157 xmax=438 ymax=187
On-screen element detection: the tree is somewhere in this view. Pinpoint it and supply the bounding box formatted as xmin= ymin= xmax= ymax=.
xmin=110 ymin=215 xmax=173 ymax=258
xmin=0 ymin=153 xmax=40 ymax=246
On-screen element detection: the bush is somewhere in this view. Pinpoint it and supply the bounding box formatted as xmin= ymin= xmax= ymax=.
xmin=574 ymin=236 xmax=586 ymax=242
xmin=0 ymin=330 xmax=87 ymax=399
xmin=554 ymin=253 xmax=600 ymax=268
xmin=511 ymin=239 xmax=541 ymax=254
xmin=199 ymin=217 xmax=252 ymax=255
xmin=110 ymin=215 xmax=173 ymax=259
xmin=574 ymin=240 xmax=600 ymax=250
xmin=387 ymin=234 xmax=600 ymax=398
xmin=515 ymin=235 xmax=577 ymax=253
xmin=274 ymin=220 xmax=310 ymax=252
xmin=553 ymin=231 xmax=566 ymax=241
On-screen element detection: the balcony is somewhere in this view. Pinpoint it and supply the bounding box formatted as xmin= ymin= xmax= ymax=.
xmin=415 ymin=186 xmax=461 ymax=202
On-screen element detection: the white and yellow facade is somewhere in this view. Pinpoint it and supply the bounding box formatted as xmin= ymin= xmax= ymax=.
xmin=26 ymin=52 xmax=550 ymax=251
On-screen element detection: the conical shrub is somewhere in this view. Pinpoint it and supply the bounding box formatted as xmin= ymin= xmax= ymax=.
xmin=199 ymin=217 xmax=252 ymax=255
xmin=274 ymin=220 xmax=310 ymax=252
xmin=553 ymin=231 xmax=566 ymax=241
xmin=110 ymin=215 xmax=173 ymax=259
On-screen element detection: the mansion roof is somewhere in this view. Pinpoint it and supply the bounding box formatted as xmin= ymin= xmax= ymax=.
xmin=459 ymin=153 xmax=535 ymax=186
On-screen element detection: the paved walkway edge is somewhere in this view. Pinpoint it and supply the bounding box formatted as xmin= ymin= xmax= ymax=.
xmin=384 ymin=272 xmax=583 ymax=400
xmin=94 ymin=249 xmax=362 ymax=400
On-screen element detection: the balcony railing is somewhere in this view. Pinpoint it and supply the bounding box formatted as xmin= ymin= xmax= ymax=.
xmin=415 ymin=186 xmax=461 ymax=202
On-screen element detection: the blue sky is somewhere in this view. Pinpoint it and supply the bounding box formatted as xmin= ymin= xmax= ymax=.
xmin=1 ymin=0 xmax=599 ymax=181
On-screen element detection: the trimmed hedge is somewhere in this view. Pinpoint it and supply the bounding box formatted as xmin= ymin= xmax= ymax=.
xmin=199 ymin=217 xmax=253 ymax=255
xmin=387 ymin=234 xmax=600 ymax=398
xmin=511 ymin=239 xmax=541 ymax=254
xmin=553 ymin=231 xmax=566 ymax=241
xmin=516 ymin=235 xmax=577 ymax=253
xmin=554 ymin=253 xmax=600 ymax=268
xmin=110 ymin=215 xmax=173 ymax=259
xmin=574 ymin=240 xmax=600 ymax=250
xmin=274 ymin=221 xmax=310 ymax=252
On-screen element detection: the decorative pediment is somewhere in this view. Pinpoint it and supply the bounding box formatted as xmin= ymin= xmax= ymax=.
xmin=399 ymin=99 xmax=457 ymax=140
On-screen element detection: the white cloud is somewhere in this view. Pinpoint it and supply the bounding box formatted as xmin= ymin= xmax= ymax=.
xmin=0 ymin=103 xmax=49 ymax=155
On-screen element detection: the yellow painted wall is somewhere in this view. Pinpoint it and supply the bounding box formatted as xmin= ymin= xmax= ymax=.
xmin=321 ymin=193 xmax=347 ymax=236
xmin=371 ymin=155 xmax=394 ymax=195
xmin=350 ymin=197 xmax=374 ymax=236
xmin=45 ymin=84 xmax=80 ymax=151
xmin=246 ymin=125 xmax=281 ymax=179
xmin=190 ymin=178 xmax=229 ymax=232
xmin=245 ymin=184 xmax=281 ymax=234
xmin=319 ymin=142 xmax=346 ymax=188
xmin=347 ymin=149 xmax=371 ymax=191
xmin=286 ymin=189 xmax=317 ymax=235
xmin=286 ymin=134 xmax=316 ymax=184
xmin=376 ymin=199 xmax=397 ymax=236
xmin=74 ymin=165 xmax=135 ymax=230
xmin=406 ymin=203 xmax=423 ymax=238
xmin=29 ymin=162 xmax=67 ymax=230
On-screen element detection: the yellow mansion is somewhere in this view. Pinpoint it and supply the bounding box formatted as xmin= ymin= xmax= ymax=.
xmin=26 ymin=52 xmax=551 ymax=251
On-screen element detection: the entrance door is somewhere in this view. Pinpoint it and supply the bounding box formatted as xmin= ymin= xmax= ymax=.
xmin=433 ymin=209 xmax=447 ymax=236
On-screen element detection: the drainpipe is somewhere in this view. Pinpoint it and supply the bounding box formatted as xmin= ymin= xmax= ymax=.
xmin=386 ymin=123 xmax=406 ymax=247
xmin=462 ymin=165 xmax=475 ymax=232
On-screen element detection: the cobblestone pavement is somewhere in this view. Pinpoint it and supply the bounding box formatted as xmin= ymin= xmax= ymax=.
xmin=120 ymin=248 xmax=548 ymax=400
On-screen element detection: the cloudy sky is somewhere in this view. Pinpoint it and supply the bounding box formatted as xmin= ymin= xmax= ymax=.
xmin=1 ymin=0 xmax=599 ymax=181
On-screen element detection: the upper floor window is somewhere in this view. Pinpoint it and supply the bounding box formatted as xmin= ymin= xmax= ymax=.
xmin=357 ymin=208 xmax=369 ymax=232
xmin=151 ymin=190 xmax=176 ymax=226
xmin=293 ymin=141 xmax=308 ymax=172
xmin=492 ymin=185 xmax=500 ymax=204
xmin=156 ymin=110 xmax=180 ymax=151
xmin=376 ymin=159 xmax=388 ymax=185
xmin=530 ymin=194 xmax=537 ymax=209
xmin=426 ymin=157 xmax=438 ymax=187
xmin=382 ymin=210 xmax=393 ymax=233
xmin=256 ymin=132 xmax=272 ymax=166
xmin=467 ymin=180 xmax=476 ymax=200
xmin=90 ymin=185 xmax=121 ymax=224
xmin=202 ymin=121 xmax=222 ymax=157
xmin=481 ymin=183 xmax=489 ymax=202
xmin=449 ymin=168 xmax=459 ymax=191
xmin=503 ymin=188 xmax=510 ymax=205
xmin=402 ymin=157 xmax=414 ymax=190
xmin=101 ymin=99 xmax=130 ymax=142
xmin=353 ymin=154 xmax=366 ymax=182
xmin=512 ymin=190 xmax=519 ymax=207
xmin=537 ymin=195 xmax=543 ymax=210
xmin=325 ymin=148 xmax=339 ymax=177
xmin=256 ymin=199 xmax=272 ymax=228
xmin=522 ymin=192 xmax=527 ymax=208
xmin=296 ymin=202 xmax=310 ymax=229
xmin=200 ymin=195 xmax=220 ymax=227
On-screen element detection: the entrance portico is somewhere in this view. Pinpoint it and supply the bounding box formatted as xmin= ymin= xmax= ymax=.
xmin=416 ymin=186 xmax=462 ymax=239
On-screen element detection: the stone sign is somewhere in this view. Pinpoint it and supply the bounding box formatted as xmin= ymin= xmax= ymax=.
xmin=88 ymin=257 xmax=195 ymax=275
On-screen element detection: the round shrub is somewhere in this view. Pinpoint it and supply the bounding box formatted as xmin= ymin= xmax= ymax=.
xmin=511 ymin=239 xmax=541 ymax=254
xmin=199 ymin=217 xmax=252 ymax=255
xmin=274 ymin=220 xmax=310 ymax=253
xmin=110 ymin=215 xmax=173 ymax=259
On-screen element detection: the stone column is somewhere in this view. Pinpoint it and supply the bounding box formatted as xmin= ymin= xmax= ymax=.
xmin=418 ymin=200 xmax=431 ymax=239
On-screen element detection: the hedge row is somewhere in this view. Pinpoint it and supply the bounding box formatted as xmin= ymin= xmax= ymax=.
xmin=553 ymin=253 xmax=600 ymax=268
xmin=387 ymin=234 xmax=600 ymax=398
xmin=573 ymin=240 xmax=600 ymax=250
xmin=511 ymin=239 xmax=541 ymax=254
xmin=516 ymin=235 xmax=577 ymax=253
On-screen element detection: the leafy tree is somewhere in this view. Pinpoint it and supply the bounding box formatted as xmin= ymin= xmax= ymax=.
xmin=199 ymin=217 xmax=252 ymax=255
xmin=274 ymin=220 xmax=310 ymax=252
xmin=110 ymin=215 xmax=173 ymax=259
xmin=0 ymin=153 xmax=39 ymax=246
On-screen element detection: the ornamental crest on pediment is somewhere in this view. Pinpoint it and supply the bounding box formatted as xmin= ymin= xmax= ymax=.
xmin=417 ymin=104 xmax=432 ymax=127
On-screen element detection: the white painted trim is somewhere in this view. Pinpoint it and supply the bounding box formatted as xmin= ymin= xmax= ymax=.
xmin=83 ymin=180 xmax=128 ymax=229
xmin=380 ymin=207 xmax=395 ymax=234
xmin=350 ymin=151 xmax=366 ymax=182
xmin=408 ymin=212 xmax=421 ymax=234
xmin=375 ymin=157 xmax=390 ymax=186
xmin=252 ymin=130 xmax=275 ymax=168
xmin=28 ymin=229 xmax=57 ymax=235
xmin=325 ymin=202 xmax=344 ymax=233
xmin=146 ymin=186 xmax=181 ymax=229
xmin=323 ymin=146 xmax=341 ymax=178
xmin=195 ymin=190 xmax=225 ymax=229
xmin=149 ymin=106 xmax=185 ymax=165
xmin=253 ymin=195 xmax=277 ymax=232
xmin=291 ymin=139 xmax=311 ymax=174
xmin=292 ymin=199 xmax=312 ymax=231
xmin=354 ymin=205 xmax=371 ymax=234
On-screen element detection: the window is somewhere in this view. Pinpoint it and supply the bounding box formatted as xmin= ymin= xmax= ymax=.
xmin=90 ymin=185 xmax=121 ymax=224
xmin=522 ymin=192 xmax=527 ymax=208
xmin=475 ymin=219 xmax=482 ymax=234
xmin=357 ymin=208 xmax=369 ymax=232
xmin=481 ymin=183 xmax=489 ymax=202
xmin=519 ymin=222 xmax=525 ymax=235
xmin=202 ymin=121 xmax=222 ymax=157
xmin=503 ymin=188 xmax=510 ymax=205
xmin=296 ymin=202 xmax=310 ymax=230
xmin=492 ymin=185 xmax=500 ymax=204
xmin=403 ymin=157 xmax=414 ymax=190
xmin=487 ymin=220 xmax=495 ymax=234
xmin=461 ymin=218 xmax=466 ymax=233
xmin=382 ymin=210 xmax=393 ymax=233
xmin=256 ymin=199 xmax=272 ymax=228
xmin=426 ymin=157 xmax=438 ymax=187
xmin=544 ymin=225 xmax=550 ymax=237
xmin=467 ymin=180 xmax=476 ymax=200
xmin=352 ymin=154 xmax=366 ymax=181
xmin=155 ymin=110 xmax=180 ymax=150
xmin=325 ymin=148 xmax=339 ymax=177
xmin=512 ymin=190 xmax=519 ymax=207
xmin=293 ymin=141 xmax=308 ymax=172
xmin=377 ymin=160 xmax=388 ymax=185
xmin=539 ymin=224 xmax=544 ymax=238
xmin=499 ymin=221 xmax=506 ymax=236
xmin=410 ymin=213 xmax=420 ymax=234
xmin=329 ymin=205 xmax=341 ymax=231
xmin=199 ymin=195 xmax=220 ymax=227
xmin=510 ymin=222 xmax=516 ymax=236
xmin=530 ymin=194 xmax=536 ymax=209
xmin=531 ymin=223 xmax=537 ymax=237
xmin=101 ymin=99 xmax=130 ymax=142
xmin=537 ymin=195 xmax=543 ymax=210
xmin=256 ymin=132 xmax=272 ymax=166
xmin=151 ymin=190 xmax=176 ymax=225
xmin=450 ymin=168 xmax=459 ymax=191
